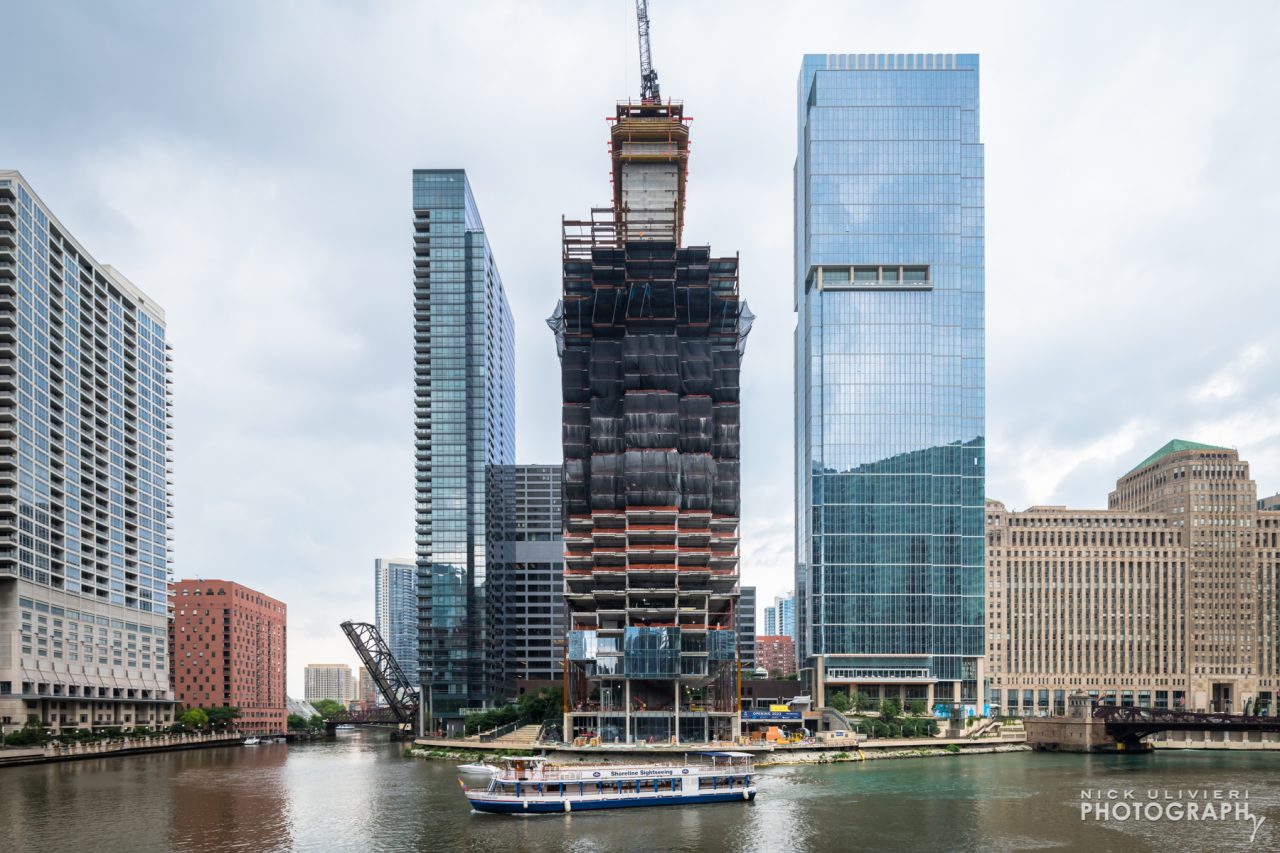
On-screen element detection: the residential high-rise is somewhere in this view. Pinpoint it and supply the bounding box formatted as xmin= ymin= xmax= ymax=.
xmin=763 ymin=605 xmax=777 ymax=637
xmin=413 ymin=169 xmax=515 ymax=734
xmin=988 ymin=440 xmax=1280 ymax=716
xmin=357 ymin=665 xmax=377 ymax=707
xmin=303 ymin=664 xmax=353 ymax=705
xmin=770 ymin=591 xmax=796 ymax=642
xmin=170 ymin=580 xmax=287 ymax=735
xmin=736 ymin=586 xmax=757 ymax=670
xmin=374 ymin=557 xmax=417 ymax=684
xmin=551 ymin=97 xmax=753 ymax=744
xmin=0 ymin=172 xmax=175 ymax=736
xmin=794 ymin=55 xmax=986 ymax=715
xmin=757 ymin=636 xmax=797 ymax=678
xmin=489 ymin=463 xmax=566 ymax=691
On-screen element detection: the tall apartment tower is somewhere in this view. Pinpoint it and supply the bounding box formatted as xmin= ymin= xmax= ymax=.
xmin=551 ymin=98 xmax=753 ymax=744
xmin=794 ymin=55 xmax=986 ymax=715
xmin=0 ymin=172 xmax=175 ymax=736
xmin=303 ymin=664 xmax=353 ymax=705
xmin=413 ymin=170 xmax=515 ymax=734
xmin=489 ymin=463 xmax=567 ymax=691
xmin=1109 ymin=441 xmax=1263 ymax=712
xmin=170 ymin=580 xmax=287 ymax=735
xmin=374 ymin=557 xmax=417 ymax=684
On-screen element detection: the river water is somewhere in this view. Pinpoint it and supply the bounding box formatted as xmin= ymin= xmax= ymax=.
xmin=2 ymin=732 xmax=1277 ymax=852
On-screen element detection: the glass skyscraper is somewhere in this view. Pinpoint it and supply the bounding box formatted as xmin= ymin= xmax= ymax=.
xmin=413 ymin=170 xmax=514 ymax=734
xmin=0 ymin=171 xmax=175 ymax=735
xmin=374 ymin=556 xmax=418 ymax=689
xmin=794 ymin=54 xmax=985 ymax=715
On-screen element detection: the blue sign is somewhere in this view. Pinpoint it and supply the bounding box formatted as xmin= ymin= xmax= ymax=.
xmin=742 ymin=711 xmax=801 ymax=721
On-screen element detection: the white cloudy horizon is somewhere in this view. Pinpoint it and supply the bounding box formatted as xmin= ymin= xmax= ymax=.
xmin=4 ymin=0 xmax=1279 ymax=695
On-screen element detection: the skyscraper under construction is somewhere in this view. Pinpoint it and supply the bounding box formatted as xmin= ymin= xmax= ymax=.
xmin=549 ymin=93 xmax=752 ymax=744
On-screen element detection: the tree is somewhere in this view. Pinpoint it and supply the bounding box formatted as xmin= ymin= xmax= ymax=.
xmin=907 ymin=699 xmax=928 ymax=716
xmin=879 ymin=698 xmax=902 ymax=722
xmin=829 ymin=691 xmax=851 ymax=713
xmin=179 ymin=707 xmax=209 ymax=731
xmin=3 ymin=714 xmax=48 ymax=747
xmin=854 ymin=691 xmax=873 ymax=713
xmin=311 ymin=699 xmax=346 ymax=719
xmin=205 ymin=706 xmax=241 ymax=731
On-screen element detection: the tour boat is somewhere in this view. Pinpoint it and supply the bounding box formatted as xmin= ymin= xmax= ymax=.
xmin=462 ymin=753 xmax=757 ymax=814
xmin=242 ymin=737 xmax=261 ymax=746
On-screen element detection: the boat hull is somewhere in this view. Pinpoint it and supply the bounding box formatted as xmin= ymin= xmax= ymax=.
xmin=467 ymin=790 xmax=755 ymax=814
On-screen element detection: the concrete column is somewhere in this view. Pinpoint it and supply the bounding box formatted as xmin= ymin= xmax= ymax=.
xmin=926 ymin=682 xmax=935 ymax=712
xmin=624 ymin=681 xmax=632 ymax=744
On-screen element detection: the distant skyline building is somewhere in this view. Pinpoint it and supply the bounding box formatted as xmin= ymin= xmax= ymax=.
xmin=552 ymin=96 xmax=752 ymax=744
xmin=170 ymin=579 xmax=287 ymax=735
xmin=357 ymin=665 xmax=377 ymax=707
xmin=413 ymin=169 xmax=515 ymax=734
xmin=489 ymin=464 xmax=566 ymax=691
xmin=0 ymin=172 xmax=175 ymax=736
xmin=374 ymin=557 xmax=417 ymax=685
xmin=765 ymin=591 xmax=795 ymax=641
xmin=737 ymin=587 xmax=757 ymax=670
xmin=988 ymin=440 xmax=1280 ymax=716
xmin=794 ymin=55 xmax=986 ymax=715
xmin=304 ymin=663 xmax=353 ymax=705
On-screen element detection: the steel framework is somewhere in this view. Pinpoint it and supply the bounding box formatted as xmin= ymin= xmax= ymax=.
xmin=339 ymin=620 xmax=420 ymax=729
xmin=1092 ymin=704 xmax=1280 ymax=736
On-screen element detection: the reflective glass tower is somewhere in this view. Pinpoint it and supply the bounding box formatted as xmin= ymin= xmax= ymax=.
xmin=413 ymin=170 xmax=515 ymax=733
xmin=374 ymin=556 xmax=418 ymax=689
xmin=794 ymin=55 xmax=985 ymax=715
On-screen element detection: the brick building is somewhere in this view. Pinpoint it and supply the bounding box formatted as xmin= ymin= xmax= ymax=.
xmin=170 ymin=580 xmax=287 ymax=735
xmin=756 ymin=635 xmax=797 ymax=678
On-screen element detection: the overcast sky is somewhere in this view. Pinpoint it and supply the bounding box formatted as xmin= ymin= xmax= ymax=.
xmin=4 ymin=1 xmax=1279 ymax=695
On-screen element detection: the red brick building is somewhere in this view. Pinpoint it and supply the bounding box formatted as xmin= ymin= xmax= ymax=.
xmin=170 ymin=580 xmax=288 ymax=735
xmin=756 ymin=635 xmax=796 ymax=678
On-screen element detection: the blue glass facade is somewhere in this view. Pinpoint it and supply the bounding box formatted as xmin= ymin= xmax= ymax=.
xmin=374 ymin=557 xmax=418 ymax=687
xmin=794 ymin=55 xmax=985 ymax=708
xmin=413 ymin=170 xmax=515 ymax=730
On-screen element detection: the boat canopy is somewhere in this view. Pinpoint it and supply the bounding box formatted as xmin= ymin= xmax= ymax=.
xmin=696 ymin=751 xmax=754 ymax=758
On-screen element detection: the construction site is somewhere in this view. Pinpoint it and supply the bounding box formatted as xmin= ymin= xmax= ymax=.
xmin=547 ymin=3 xmax=754 ymax=745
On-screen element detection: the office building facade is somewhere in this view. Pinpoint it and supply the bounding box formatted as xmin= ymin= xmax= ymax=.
xmin=794 ymin=55 xmax=986 ymax=715
xmin=374 ymin=557 xmax=417 ymax=684
xmin=489 ymin=463 xmax=566 ymax=690
xmin=552 ymin=98 xmax=752 ymax=744
xmin=737 ymin=586 xmax=757 ymax=670
xmin=170 ymin=580 xmax=287 ymax=735
xmin=988 ymin=441 xmax=1280 ymax=716
xmin=413 ymin=170 xmax=515 ymax=732
xmin=0 ymin=172 xmax=174 ymax=736
xmin=303 ymin=663 xmax=353 ymax=705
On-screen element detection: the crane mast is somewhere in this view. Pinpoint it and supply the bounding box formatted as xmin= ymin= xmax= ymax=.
xmin=635 ymin=0 xmax=660 ymax=102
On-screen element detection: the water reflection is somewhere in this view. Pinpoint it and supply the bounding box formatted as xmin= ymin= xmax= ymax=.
xmin=0 ymin=734 xmax=1276 ymax=852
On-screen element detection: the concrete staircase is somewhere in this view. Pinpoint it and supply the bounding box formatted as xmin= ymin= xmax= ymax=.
xmin=487 ymin=724 xmax=543 ymax=747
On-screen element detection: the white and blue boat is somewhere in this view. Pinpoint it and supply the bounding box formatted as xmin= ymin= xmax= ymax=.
xmin=462 ymin=752 xmax=757 ymax=814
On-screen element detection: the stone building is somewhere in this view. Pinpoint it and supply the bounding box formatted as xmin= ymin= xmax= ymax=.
xmin=988 ymin=440 xmax=1280 ymax=716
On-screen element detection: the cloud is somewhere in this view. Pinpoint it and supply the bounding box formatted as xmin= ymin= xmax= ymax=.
xmin=3 ymin=1 xmax=1279 ymax=689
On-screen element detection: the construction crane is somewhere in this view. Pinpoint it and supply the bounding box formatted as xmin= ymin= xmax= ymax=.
xmin=339 ymin=620 xmax=421 ymax=734
xmin=635 ymin=0 xmax=660 ymax=102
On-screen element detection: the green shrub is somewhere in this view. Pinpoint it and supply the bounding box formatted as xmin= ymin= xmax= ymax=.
xmin=945 ymin=743 xmax=961 ymax=753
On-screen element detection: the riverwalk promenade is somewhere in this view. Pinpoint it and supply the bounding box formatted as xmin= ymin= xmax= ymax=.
xmin=0 ymin=730 xmax=244 ymax=767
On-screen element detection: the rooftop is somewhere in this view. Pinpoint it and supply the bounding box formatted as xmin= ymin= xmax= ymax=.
xmin=1125 ymin=439 xmax=1232 ymax=477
